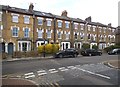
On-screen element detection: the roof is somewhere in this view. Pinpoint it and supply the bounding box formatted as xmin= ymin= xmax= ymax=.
xmin=0 ymin=5 xmax=117 ymax=28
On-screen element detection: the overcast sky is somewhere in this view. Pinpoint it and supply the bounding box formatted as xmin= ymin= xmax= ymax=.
xmin=0 ymin=0 xmax=119 ymax=27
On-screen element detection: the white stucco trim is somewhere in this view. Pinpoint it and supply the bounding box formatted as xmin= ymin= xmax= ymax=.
xmin=11 ymin=13 xmax=20 ymax=16
xmin=23 ymin=15 xmax=30 ymax=18
xmin=65 ymin=21 xmax=70 ymax=23
xmin=80 ymin=23 xmax=84 ymax=26
xmin=18 ymin=41 xmax=31 ymax=52
xmin=46 ymin=18 xmax=52 ymax=21
xmin=36 ymin=41 xmax=48 ymax=47
xmin=61 ymin=42 xmax=70 ymax=50
xmin=57 ymin=20 xmax=63 ymax=22
xmin=37 ymin=17 xmax=43 ymax=19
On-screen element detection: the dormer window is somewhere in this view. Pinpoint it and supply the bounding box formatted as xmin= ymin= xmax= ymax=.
xmin=24 ymin=15 xmax=30 ymax=24
xmin=11 ymin=13 xmax=19 ymax=23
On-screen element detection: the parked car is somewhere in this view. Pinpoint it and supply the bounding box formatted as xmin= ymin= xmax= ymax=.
xmin=81 ymin=49 xmax=102 ymax=56
xmin=108 ymin=48 xmax=120 ymax=55
xmin=54 ymin=48 xmax=79 ymax=58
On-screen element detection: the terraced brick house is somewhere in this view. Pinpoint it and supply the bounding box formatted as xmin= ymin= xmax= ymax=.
xmin=0 ymin=4 xmax=116 ymax=55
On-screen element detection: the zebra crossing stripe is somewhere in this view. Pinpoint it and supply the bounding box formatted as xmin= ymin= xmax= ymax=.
xmin=49 ymin=69 xmax=58 ymax=73
xmin=25 ymin=75 xmax=35 ymax=79
xmin=24 ymin=72 xmax=35 ymax=79
xmin=24 ymin=72 xmax=34 ymax=76
xmin=67 ymin=66 xmax=76 ymax=69
xmin=37 ymin=70 xmax=47 ymax=76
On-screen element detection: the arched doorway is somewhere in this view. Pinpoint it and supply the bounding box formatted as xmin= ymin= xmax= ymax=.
xmin=0 ymin=42 xmax=5 ymax=53
xmin=8 ymin=42 xmax=13 ymax=55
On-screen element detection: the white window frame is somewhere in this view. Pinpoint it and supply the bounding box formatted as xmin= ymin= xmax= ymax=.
xmin=65 ymin=31 xmax=70 ymax=40
xmin=0 ymin=25 xmax=3 ymax=37
xmin=112 ymin=29 xmax=115 ymax=32
xmin=37 ymin=17 xmax=43 ymax=25
xmin=24 ymin=15 xmax=30 ymax=24
xmin=12 ymin=13 xmax=19 ymax=23
xmin=87 ymin=25 xmax=91 ymax=31
xmin=74 ymin=23 xmax=78 ymax=29
xmin=99 ymin=27 xmax=102 ymax=32
xmin=58 ymin=31 xmax=62 ymax=39
xmin=18 ymin=41 xmax=31 ymax=52
xmin=0 ymin=12 xmax=2 ymax=21
xmin=47 ymin=30 xmax=51 ymax=38
xmin=103 ymin=27 xmax=106 ymax=33
xmin=58 ymin=20 xmax=62 ymax=28
xmin=46 ymin=18 xmax=52 ymax=26
xmin=65 ymin=21 xmax=70 ymax=28
xmin=80 ymin=32 xmax=84 ymax=40
xmin=24 ymin=27 xmax=30 ymax=38
xmin=37 ymin=29 xmax=43 ymax=38
xmin=11 ymin=26 xmax=19 ymax=37
xmin=80 ymin=24 xmax=84 ymax=30
xmin=92 ymin=26 xmax=96 ymax=32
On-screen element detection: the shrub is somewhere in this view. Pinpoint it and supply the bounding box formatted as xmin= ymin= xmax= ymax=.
xmin=38 ymin=45 xmax=44 ymax=53
xmin=92 ymin=45 xmax=98 ymax=50
xmin=82 ymin=43 xmax=90 ymax=50
xmin=38 ymin=44 xmax=60 ymax=54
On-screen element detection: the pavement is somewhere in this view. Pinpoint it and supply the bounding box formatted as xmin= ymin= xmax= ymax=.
xmin=104 ymin=60 xmax=120 ymax=69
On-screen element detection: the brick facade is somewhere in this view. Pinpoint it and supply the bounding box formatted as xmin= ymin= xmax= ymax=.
xmin=0 ymin=4 xmax=116 ymax=54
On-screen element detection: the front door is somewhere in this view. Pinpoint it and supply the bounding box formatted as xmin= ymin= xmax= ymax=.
xmin=8 ymin=43 xmax=13 ymax=55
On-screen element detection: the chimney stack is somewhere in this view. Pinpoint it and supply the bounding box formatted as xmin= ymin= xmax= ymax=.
xmin=29 ymin=3 xmax=34 ymax=12
xmin=61 ymin=10 xmax=68 ymax=17
xmin=108 ymin=23 xmax=112 ymax=27
xmin=85 ymin=16 xmax=92 ymax=22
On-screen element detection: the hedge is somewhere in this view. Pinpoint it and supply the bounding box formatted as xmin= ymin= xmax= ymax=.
xmin=38 ymin=44 xmax=60 ymax=54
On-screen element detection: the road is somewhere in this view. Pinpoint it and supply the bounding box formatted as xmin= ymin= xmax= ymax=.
xmin=2 ymin=54 xmax=120 ymax=86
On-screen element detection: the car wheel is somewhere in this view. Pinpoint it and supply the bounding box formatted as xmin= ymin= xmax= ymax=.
xmin=89 ymin=54 xmax=92 ymax=56
xmin=59 ymin=54 xmax=63 ymax=58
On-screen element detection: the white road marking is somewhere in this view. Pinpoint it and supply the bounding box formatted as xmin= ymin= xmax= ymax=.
xmin=37 ymin=70 xmax=46 ymax=73
xmin=24 ymin=72 xmax=34 ymax=76
xmin=37 ymin=70 xmax=47 ymax=76
xmin=25 ymin=75 xmax=35 ymax=79
xmin=24 ymin=72 xmax=35 ymax=79
xmin=38 ymin=72 xmax=47 ymax=76
xmin=58 ymin=67 xmax=69 ymax=71
xmin=60 ymin=68 xmax=69 ymax=71
xmin=77 ymin=67 xmax=110 ymax=79
xmin=67 ymin=66 xmax=74 ymax=68
xmin=49 ymin=68 xmax=58 ymax=73
xmin=49 ymin=69 xmax=56 ymax=71
xmin=50 ymin=70 xmax=58 ymax=73
xmin=67 ymin=66 xmax=77 ymax=69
